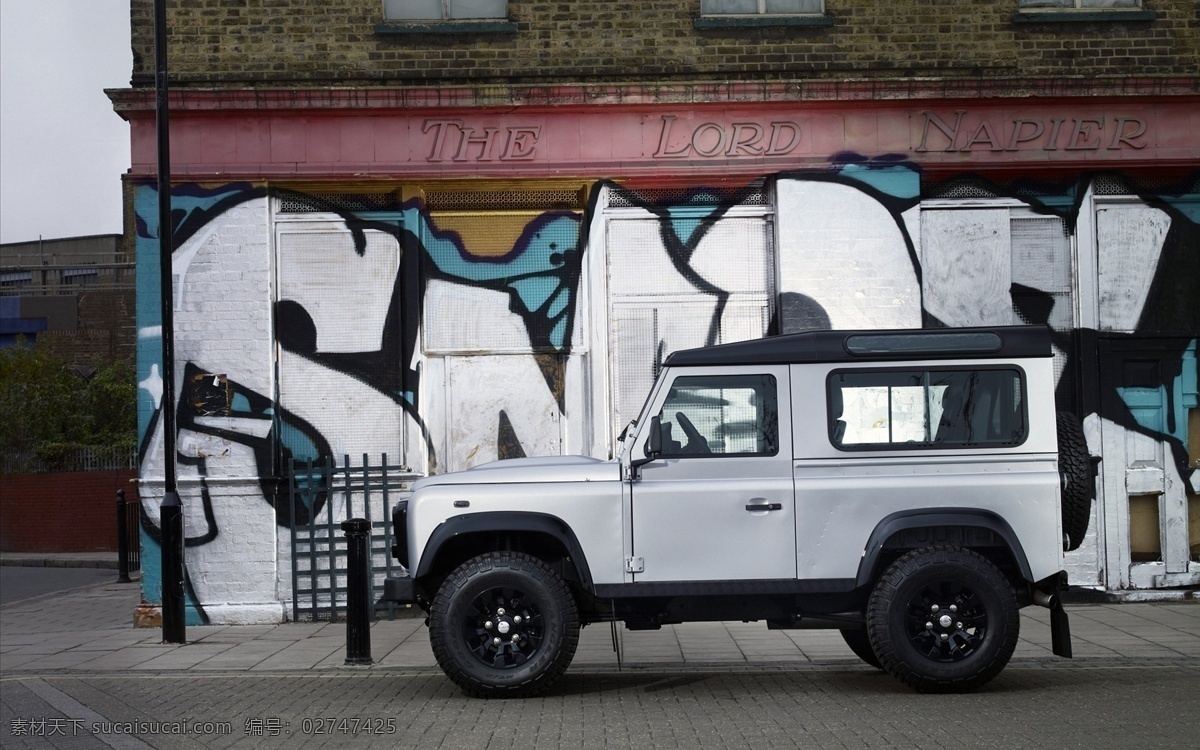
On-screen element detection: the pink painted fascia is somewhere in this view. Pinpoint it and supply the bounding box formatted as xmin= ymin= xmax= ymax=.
xmin=109 ymin=80 xmax=1200 ymax=182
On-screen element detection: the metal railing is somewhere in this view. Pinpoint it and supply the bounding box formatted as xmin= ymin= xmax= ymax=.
xmin=117 ymin=489 xmax=141 ymax=582
xmin=0 ymin=447 xmax=138 ymax=475
xmin=1 ymin=251 xmax=135 ymax=295
xmin=288 ymin=455 xmax=418 ymax=622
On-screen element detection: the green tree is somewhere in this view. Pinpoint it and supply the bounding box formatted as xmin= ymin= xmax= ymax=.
xmin=0 ymin=339 xmax=136 ymax=472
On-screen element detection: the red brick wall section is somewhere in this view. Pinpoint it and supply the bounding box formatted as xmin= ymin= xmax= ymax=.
xmin=0 ymin=471 xmax=137 ymax=553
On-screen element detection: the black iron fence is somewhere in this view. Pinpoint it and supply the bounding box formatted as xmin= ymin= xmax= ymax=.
xmin=116 ymin=488 xmax=141 ymax=582
xmin=288 ymin=455 xmax=418 ymax=622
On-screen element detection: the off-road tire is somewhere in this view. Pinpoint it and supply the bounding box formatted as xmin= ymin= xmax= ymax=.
xmin=1057 ymin=412 xmax=1095 ymax=551
xmin=429 ymin=551 xmax=579 ymax=698
xmin=867 ymin=547 xmax=1019 ymax=693
xmin=840 ymin=628 xmax=883 ymax=670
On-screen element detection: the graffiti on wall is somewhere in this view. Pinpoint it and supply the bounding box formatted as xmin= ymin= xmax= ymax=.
xmin=920 ymin=171 xmax=1198 ymax=490
xmin=134 ymin=167 xmax=1198 ymax=620
xmin=134 ymin=184 xmax=586 ymax=620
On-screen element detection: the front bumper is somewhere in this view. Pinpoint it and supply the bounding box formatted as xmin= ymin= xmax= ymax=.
xmin=382 ymin=575 xmax=415 ymax=604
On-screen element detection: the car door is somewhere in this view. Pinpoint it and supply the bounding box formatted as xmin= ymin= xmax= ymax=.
xmin=629 ymin=366 xmax=796 ymax=583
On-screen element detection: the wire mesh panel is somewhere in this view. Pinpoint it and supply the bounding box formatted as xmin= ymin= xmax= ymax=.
xmin=606 ymin=216 xmax=774 ymax=297
xmin=610 ymin=305 xmax=661 ymax=435
xmin=423 ymin=281 xmax=541 ymax=353
xmin=609 ymin=300 xmax=771 ymax=439
xmin=277 ymin=193 xmax=398 ymax=214
xmin=1011 ymin=215 xmax=1073 ymax=329
xmin=275 ymin=222 xmax=407 ymax=466
xmin=1011 ymin=213 xmax=1075 ymax=406
xmin=289 ymin=455 xmax=417 ymax=622
xmin=277 ymin=227 xmax=400 ymax=354
xmin=425 ymin=189 xmax=584 ymax=211
xmin=607 ymin=184 xmax=769 ymax=209
xmin=604 ymin=210 xmax=775 ymax=448
xmin=421 ymin=209 xmax=582 ymax=353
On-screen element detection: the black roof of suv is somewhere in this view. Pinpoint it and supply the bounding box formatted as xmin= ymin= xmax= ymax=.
xmin=663 ymin=325 xmax=1052 ymax=367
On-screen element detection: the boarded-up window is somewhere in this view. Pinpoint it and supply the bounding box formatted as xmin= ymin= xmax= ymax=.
xmin=921 ymin=204 xmax=1076 ymax=407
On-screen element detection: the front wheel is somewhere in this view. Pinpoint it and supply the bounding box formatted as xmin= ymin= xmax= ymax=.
xmin=428 ymin=551 xmax=579 ymax=698
xmin=867 ymin=547 xmax=1019 ymax=693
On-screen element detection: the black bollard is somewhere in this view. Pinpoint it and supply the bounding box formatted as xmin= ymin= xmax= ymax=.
xmin=341 ymin=518 xmax=373 ymax=665
xmin=117 ymin=490 xmax=131 ymax=583
xmin=161 ymin=491 xmax=186 ymax=644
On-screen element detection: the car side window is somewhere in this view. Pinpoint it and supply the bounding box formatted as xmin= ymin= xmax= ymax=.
xmin=829 ymin=367 xmax=1027 ymax=449
xmin=655 ymin=374 xmax=778 ymax=457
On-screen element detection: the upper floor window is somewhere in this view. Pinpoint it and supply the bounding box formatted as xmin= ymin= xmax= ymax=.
xmin=829 ymin=367 xmax=1027 ymax=450
xmin=1018 ymin=0 xmax=1141 ymax=7
xmin=1 ymin=271 xmax=33 ymax=292
xmin=701 ymin=0 xmax=825 ymax=15
xmin=383 ymin=0 xmax=506 ymax=21
xmin=1013 ymin=1 xmax=1153 ymax=24
xmin=61 ymin=268 xmax=99 ymax=287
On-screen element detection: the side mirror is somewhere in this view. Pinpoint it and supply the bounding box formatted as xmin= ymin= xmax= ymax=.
xmin=629 ymin=416 xmax=662 ymax=478
xmin=645 ymin=415 xmax=662 ymax=458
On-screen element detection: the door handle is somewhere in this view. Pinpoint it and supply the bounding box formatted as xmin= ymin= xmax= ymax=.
xmin=745 ymin=503 xmax=782 ymax=512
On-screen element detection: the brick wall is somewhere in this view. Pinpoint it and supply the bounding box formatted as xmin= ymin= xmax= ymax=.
xmin=0 ymin=471 xmax=137 ymax=553
xmin=77 ymin=289 xmax=137 ymax=365
xmin=34 ymin=288 xmax=137 ymax=367
xmin=130 ymin=1 xmax=1200 ymax=86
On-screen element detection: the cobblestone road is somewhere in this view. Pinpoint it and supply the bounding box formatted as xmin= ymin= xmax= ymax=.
xmin=3 ymin=577 xmax=1197 ymax=750
xmin=4 ymin=660 xmax=1199 ymax=750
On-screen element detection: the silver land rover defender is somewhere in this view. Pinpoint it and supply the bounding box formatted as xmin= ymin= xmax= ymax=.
xmin=384 ymin=325 xmax=1092 ymax=697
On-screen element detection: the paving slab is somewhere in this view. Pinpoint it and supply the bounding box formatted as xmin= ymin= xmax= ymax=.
xmin=2 ymin=571 xmax=1198 ymax=681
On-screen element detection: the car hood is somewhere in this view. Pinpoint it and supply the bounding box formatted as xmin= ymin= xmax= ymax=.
xmin=413 ymin=455 xmax=620 ymax=489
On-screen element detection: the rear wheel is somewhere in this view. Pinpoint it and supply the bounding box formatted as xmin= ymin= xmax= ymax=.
xmin=867 ymin=547 xmax=1019 ymax=693
xmin=429 ymin=551 xmax=579 ymax=698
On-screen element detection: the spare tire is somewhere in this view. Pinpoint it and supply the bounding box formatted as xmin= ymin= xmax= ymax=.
xmin=1057 ymin=412 xmax=1095 ymax=551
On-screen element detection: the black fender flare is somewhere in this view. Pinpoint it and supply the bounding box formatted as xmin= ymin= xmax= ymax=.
xmin=855 ymin=508 xmax=1033 ymax=589
xmin=415 ymin=511 xmax=595 ymax=593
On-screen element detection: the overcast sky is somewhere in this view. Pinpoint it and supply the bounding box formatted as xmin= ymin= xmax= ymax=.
xmin=1 ymin=0 xmax=132 ymax=244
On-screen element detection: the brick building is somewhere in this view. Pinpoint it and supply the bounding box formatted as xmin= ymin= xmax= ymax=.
xmin=110 ymin=1 xmax=1198 ymax=623
xmin=1 ymin=234 xmax=135 ymax=366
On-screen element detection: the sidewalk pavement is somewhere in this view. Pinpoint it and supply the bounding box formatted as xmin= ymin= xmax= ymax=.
xmin=1 ymin=572 xmax=1197 ymax=677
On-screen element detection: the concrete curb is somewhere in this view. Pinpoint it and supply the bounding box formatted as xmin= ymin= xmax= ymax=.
xmin=0 ymin=554 xmax=121 ymax=570
xmin=1064 ymin=586 xmax=1199 ymax=604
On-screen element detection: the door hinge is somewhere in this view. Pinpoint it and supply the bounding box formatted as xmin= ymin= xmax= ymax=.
xmin=625 ymin=556 xmax=644 ymax=574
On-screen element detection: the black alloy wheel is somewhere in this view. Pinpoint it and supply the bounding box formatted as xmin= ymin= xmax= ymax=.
xmin=902 ymin=578 xmax=988 ymax=662
xmin=867 ymin=546 xmax=1019 ymax=693
xmin=461 ymin=584 xmax=544 ymax=668
xmin=429 ymin=551 xmax=579 ymax=698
